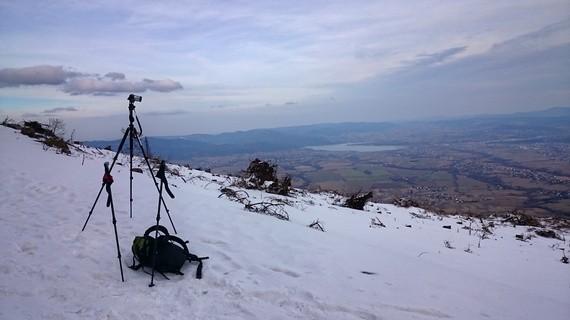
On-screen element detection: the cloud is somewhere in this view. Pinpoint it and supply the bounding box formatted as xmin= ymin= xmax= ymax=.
xmin=327 ymin=24 xmax=570 ymax=121
xmin=141 ymin=78 xmax=183 ymax=92
xmin=143 ymin=110 xmax=189 ymax=116
xmin=407 ymin=46 xmax=468 ymax=68
xmin=1 ymin=1 xmax=568 ymax=129
xmin=0 ymin=65 xmax=183 ymax=95
xmin=491 ymin=19 xmax=570 ymax=54
xmin=42 ymin=107 xmax=79 ymax=114
xmin=62 ymin=77 xmax=182 ymax=95
xmin=0 ymin=65 xmax=83 ymax=87
xmin=22 ymin=113 xmax=41 ymax=118
xmin=103 ymin=72 xmax=125 ymax=80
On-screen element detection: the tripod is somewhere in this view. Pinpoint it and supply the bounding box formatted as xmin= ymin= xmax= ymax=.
xmin=82 ymin=94 xmax=177 ymax=234
xmin=102 ymin=162 xmax=125 ymax=282
xmin=149 ymin=160 xmax=175 ymax=287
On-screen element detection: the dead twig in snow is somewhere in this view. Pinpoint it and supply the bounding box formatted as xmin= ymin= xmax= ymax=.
xmin=308 ymin=219 xmax=325 ymax=232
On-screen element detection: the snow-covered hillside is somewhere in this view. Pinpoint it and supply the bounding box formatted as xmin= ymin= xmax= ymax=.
xmin=0 ymin=125 xmax=568 ymax=320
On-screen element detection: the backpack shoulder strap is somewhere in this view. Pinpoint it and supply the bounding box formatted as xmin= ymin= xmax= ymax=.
xmin=168 ymin=235 xmax=209 ymax=279
xmin=168 ymin=235 xmax=190 ymax=254
xmin=144 ymin=225 xmax=170 ymax=238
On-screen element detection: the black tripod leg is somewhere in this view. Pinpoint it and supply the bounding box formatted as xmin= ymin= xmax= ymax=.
xmin=82 ymin=128 xmax=130 ymax=232
xmin=82 ymin=183 xmax=104 ymax=231
xmin=149 ymin=180 xmax=164 ymax=287
xmin=109 ymin=187 xmax=125 ymax=282
xmin=134 ymin=135 xmax=177 ymax=234
xmin=81 ymin=184 xmax=105 ymax=231
xmin=129 ymin=128 xmax=134 ymax=219
xmin=108 ymin=127 xmax=130 ymax=172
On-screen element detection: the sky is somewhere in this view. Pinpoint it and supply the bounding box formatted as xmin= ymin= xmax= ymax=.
xmin=0 ymin=0 xmax=569 ymax=139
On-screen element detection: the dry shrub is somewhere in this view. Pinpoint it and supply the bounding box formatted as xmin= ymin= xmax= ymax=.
xmin=344 ymin=191 xmax=373 ymax=210
xmin=244 ymin=201 xmax=289 ymax=221
xmin=535 ymin=229 xmax=561 ymax=239
xmin=502 ymin=213 xmax=541 ymax=227
xmin=393 ymin=197 xmax=419 ymax=208
xmin=44 ymin=136 xmax=71 ymax=154
xmin=235 ymin=158 xmax=292 ymax=196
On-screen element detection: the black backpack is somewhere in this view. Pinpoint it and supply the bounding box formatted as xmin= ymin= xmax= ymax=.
xmin=129 ymin=225 xmax=209 ymax=279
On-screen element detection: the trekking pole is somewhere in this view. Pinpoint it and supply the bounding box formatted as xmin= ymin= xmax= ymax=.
xmin=103 ymin=162 xmax=125 ymax=282
xmin=133 ymin=134 xmax=177 ymax=234
xmin=149 ymin=162 xmax=168 ymax=287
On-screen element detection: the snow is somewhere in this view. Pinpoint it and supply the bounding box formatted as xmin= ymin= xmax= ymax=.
xmin=0 ymin=125 xmax=568 ymax=320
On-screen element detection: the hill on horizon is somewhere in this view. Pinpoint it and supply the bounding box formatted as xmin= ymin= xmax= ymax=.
xmin=85 ymin=106 xmax=570 ymax=160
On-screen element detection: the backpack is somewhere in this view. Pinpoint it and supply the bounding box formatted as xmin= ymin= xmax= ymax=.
xmin=129 ymin=225 xmax=209 ymax=279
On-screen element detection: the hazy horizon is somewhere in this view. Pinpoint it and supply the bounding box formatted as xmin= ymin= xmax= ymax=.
xmin=76 ymin=105 xmax=569 ymax=141
xmin=1 ymin=1 xmax=569 ymax=139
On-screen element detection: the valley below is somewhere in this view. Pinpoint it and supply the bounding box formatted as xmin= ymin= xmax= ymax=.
xmin=87 ymin=108 xmax=570 ymax=218
xmin=189 ymin=140 xmax=570 ymax=217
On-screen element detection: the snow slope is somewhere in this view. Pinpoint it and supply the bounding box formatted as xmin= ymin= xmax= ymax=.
xmin=0 ymin=125 xmax=568 ymax=320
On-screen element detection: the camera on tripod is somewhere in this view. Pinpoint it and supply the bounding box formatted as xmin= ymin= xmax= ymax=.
xmin=128 ymin=94 xmax=142 ymax=103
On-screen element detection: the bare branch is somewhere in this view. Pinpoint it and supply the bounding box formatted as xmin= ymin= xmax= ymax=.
xmin=308 ymin=219 xmax=325 ymax=232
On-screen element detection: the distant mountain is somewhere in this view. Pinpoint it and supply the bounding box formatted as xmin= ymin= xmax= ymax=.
xmin=86 ymin=122 xmax=396 ymax=160
xmin=510 ymin=107 xmax=570 ymax=118
xmin=85 ymin=107 xmax=570 ymax=160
